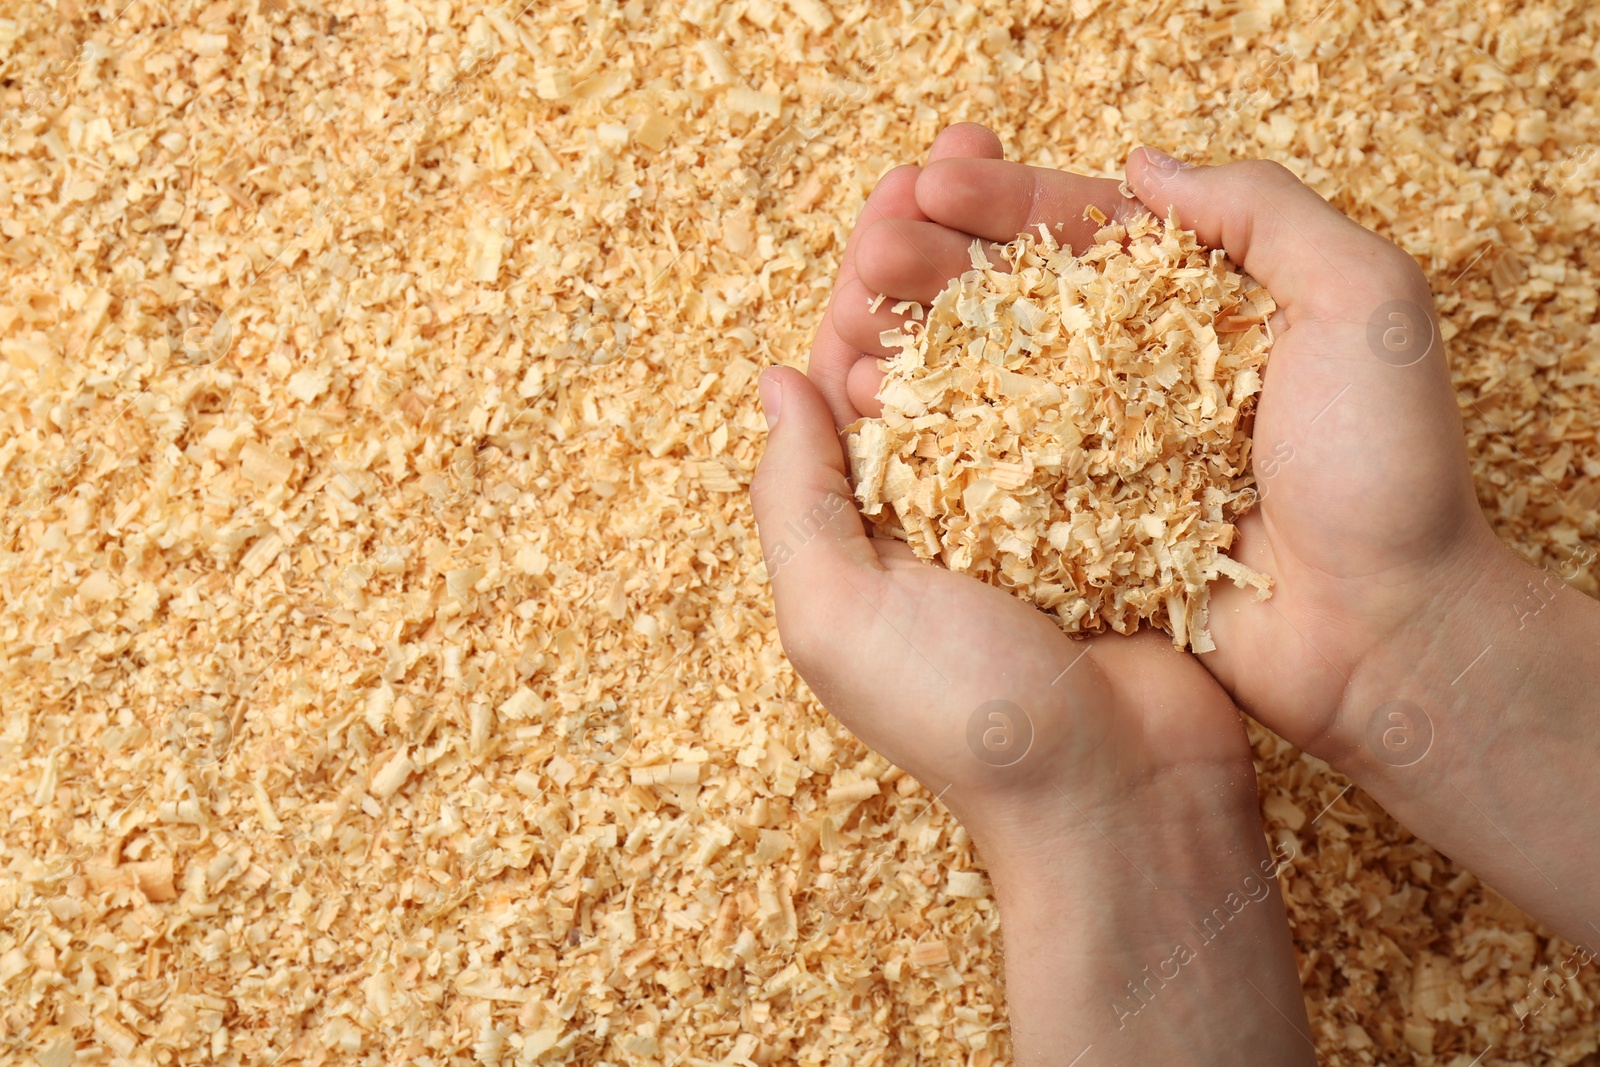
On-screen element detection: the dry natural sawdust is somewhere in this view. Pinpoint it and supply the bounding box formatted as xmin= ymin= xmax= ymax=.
xmin=1 ymin=0 xmax=1598 ymax=1065
xmin=847 ymin=211 xmax=1275 ymax=652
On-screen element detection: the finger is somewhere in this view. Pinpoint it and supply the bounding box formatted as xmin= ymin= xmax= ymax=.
xmin=808 ymin=314 xmax=874 ymax=427
xmin=927 ymin=121 xmax=1004 ymax=162
xmin=855 ymin=217 xmax=999 ymax=304
xmin=915 ymin=158 xmax=1140 ymax=249
xmin=810 ymin=164 xmax=927 ymax=425
xmin=1123 ymin=149 xmax=1412 ymax=315
xmin=847 ymin=357 xmax=885 ymax=419
xmin=830 ymin=275 xmax=927 ymax=359
xmin=751 ymin=368 xmax=881 ymax=634
xmin=837 ymin=164 xmax=928 ymax=293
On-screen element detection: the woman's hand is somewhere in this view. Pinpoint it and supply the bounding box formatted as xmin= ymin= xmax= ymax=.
xmin=845 ymin=140 xmax=1497 ymax=759
xmin=856 ymin=127 xmax=1600 ymax=953
xmin=750 ymin=125 xmax=1314 ymax=1064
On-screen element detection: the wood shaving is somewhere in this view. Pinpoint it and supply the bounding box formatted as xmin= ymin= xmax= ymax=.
xmin=0 ymin=1 xmax=1596 ymax=1064
xmin=847 ymin=212 xmax=1275 ymax=651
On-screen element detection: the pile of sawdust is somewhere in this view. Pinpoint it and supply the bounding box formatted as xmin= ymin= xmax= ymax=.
xmin=848 ymin=211 xmax=1274 ymax=651
xmin=1 ymin=0 xmax=1598 ymax=1065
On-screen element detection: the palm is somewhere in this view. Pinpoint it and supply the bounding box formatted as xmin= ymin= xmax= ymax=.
xmin=1190 ymin=246 xmax=1486 ymax=750
xmin=806 ymin=146 xmax=1489 ymax=757
xmin=810 ymin=539 xmax=1250 ymax=815
xmin=772 ymin=137 xmax=1256 ymax=825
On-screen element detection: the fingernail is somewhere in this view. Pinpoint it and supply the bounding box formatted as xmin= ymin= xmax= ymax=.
xmin=759 ymin=371 xmax=782 ymax=428
xmin=1140 ymin=146 xmax=1190 ymax=170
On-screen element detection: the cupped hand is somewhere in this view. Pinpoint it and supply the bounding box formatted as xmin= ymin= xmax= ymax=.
xmin=834 ymin=129 xmax=1502 ymax=762
xmin=752 ymin=125 xmax=1316 ymax=1063
xmin=752 ymin=126 xmax=1260 ymax=858
xmin=1119 ymin=151 xmax=1503 ymax=757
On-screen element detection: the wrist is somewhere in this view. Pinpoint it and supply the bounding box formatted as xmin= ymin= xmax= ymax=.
xmin=1327 ymin=531 xmax=1600 ymax=946
xmin=1320 ymin=529 xmax=1529 ymax=772
xmin=976 ymin=766 xmax=1314 ymax=1065
xmin=976 ymin=761 xmax=1271 ymax=916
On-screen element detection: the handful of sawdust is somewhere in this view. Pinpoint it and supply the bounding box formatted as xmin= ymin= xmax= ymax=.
xmin=846 ymin=209 xmax=1275 ymax=652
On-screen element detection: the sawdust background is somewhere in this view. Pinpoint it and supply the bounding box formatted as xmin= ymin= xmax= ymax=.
xmin=2 ymin=0 xmax=1598 ymax=1064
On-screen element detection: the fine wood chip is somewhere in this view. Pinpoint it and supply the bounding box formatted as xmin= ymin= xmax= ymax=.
xmin=847 ymin=212 xmax=1275 ymax=651
xmin=0 ymin=1 xmax=1596 ymax=1064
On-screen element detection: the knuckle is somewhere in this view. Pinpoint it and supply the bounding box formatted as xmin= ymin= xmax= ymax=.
xmin=1376 ymin=240 xmax=1427 ymax=283
xmin=829 ymin=289 xmax=881 ymax=351
xmin=1345 ymin=238 xmax=1429 ymax=303
xmin=862 ymin=165 xmax=922 ymax=214
xmin=874 ymin=163 xmax=921 ymax=195
xmin=1235 ymin=158 xmax=1298 ymax=187
xmin=853 ymin=219 xmax=900 ymax=288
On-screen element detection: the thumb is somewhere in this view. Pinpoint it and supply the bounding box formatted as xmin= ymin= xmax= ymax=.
xmin=750 ymin=367 xmax=880 ymax=616
xmin=1123 ymin=149 xmax=1414 ymax=314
